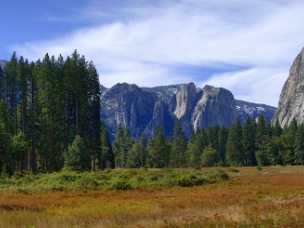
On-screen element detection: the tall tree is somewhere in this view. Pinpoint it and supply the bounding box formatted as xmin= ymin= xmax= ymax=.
xmin=113 ymin=127 xmax=133 ymax=168
xmin=0 ymin=102 xmax=12 ymax=173
xmin=4 ymin=52 xmax=18 ymax=133
xmin=295 ymin=124 xmax=304 ymax=165
xmin=148 ymin=128 xmax=169 ymax=168
xmin=127 ymin=135 xmax=146 ymax=168
xmin=242 ymin=118 xmax=256 ymax=166
xmin=99 ymin=124 xmax=114 ymax=169
xmin=170 ymin=121 xmax=187 ymax=167
xmin=226 ymin=119 xmax=244 ymax=166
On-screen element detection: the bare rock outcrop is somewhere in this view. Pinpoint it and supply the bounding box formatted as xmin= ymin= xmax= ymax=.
xmin=274 ymin=48 xmax=304 ymax=127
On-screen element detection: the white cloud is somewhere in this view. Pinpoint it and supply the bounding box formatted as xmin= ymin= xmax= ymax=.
xmin=202 ymin=67 xmax=287 ymax=106
xmin=12 ymin=0 xmax=304 ymax=106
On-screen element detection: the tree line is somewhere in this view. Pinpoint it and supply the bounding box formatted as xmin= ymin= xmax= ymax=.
xmin=1 ymin=52 xmax=304 ymax=174
xmin=104 ymin=117 xmax=304 ymax=169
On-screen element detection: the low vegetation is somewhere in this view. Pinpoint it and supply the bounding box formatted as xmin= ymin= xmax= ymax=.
xmin=0 ymin=168 xmax=228 ymax=193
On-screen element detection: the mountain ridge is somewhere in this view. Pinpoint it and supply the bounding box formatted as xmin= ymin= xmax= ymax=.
xmin=101 ymin=82 xmax=276 ymax=138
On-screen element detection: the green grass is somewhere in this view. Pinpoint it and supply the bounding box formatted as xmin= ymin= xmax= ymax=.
xmin=0 ymin=168 xmax=229 ymax=192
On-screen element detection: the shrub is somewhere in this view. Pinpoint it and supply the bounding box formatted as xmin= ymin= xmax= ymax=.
xmin=201 ymin=147 xmax=218 ymax=167
xmin=177 ymin=174 xmax=206 ymax=187
xmin=110 ymin=180 xmax=133 ymax=190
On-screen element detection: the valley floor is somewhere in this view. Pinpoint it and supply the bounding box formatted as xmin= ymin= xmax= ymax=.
xmin=1 ymin=166 xmax=304 ymax=227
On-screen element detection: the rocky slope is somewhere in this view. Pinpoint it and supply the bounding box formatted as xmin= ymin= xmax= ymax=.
xmin=274 ymin=48 xmax=304 ymax=128
xmin=101 ymin=83 xmax=276 ymax=138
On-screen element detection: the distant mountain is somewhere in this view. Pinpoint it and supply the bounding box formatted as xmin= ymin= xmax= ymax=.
xmin=274 ymin=48 xmax=304 ymax=127
xmin=101 ymin=83 xmax=276 ymax=138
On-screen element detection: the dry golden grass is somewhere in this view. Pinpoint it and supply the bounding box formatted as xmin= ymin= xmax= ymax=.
xmin=1 ymin=166 xmax=304 ymax=227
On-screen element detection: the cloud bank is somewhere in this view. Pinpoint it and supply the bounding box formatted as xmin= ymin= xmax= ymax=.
xmin=13 ymin=0 xmax=304 ymax=106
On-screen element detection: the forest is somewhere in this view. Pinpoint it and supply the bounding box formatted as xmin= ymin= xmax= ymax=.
xmin=0 ymin=52 xmax=304 ymax=175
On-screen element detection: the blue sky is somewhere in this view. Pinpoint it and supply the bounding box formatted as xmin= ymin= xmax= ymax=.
xmin=1 ymin=0 xmax=304 ymax=106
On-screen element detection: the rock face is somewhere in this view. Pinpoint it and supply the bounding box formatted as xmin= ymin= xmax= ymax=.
xmin=274 ymin=48 xmax=304 ymax=128
xmin=101 ymin=83 xmax=276 ymax=138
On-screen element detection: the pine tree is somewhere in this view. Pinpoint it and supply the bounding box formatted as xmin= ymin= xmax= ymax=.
xmin=295 ymin=124 xmax=304 ymax=165
xmin=226 ymin=120 xmax=244 ymax=166
xmin=99 ymin=124 xmax=114 ymax=169
xmin=4 ymin=52 xmax=18 ymax=133
xmin=87 ymin=62 xmax=101 ymax=170
xmin=0 ymin=102 xmax=12 ymax=173
xmin=9 ymin=132 xmax=29 ymax=173
xmin=201 ymin=146 xmax=218 ymax=167
xmin=242 ymin=118 xmax=256 ymax=166
xmin=187 ymin=129 xmax=207 ymax=168
xmin=113 ymin=127 xmax=133 ymax=168
xmin=170 ymin=121 xmax=187 ymax=167
xmin=148 ymin=128 xmax=169 ymax=168
xmin=64 ymin=135 xmax=90 ymax=171
xmin=126 ymin=134 xmax=146 ymax=168
xmin=273 ymin=120 xmax=282 ymax=137
xmin=218 ymin=127 xmax=228 ymax=165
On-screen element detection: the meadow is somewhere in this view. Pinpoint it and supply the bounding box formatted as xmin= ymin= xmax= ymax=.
xmin=0 ymin=167 xmax=304 ymax=227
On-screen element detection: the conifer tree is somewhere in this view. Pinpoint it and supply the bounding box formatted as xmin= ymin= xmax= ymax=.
xmin=148 ymin=128 xmax=169 ymax=168
xmin=170 ymin=121 xmax=187 ymax=167
xmin=218 ymin=127 xmax=228 ymax=165
xmin=242 ymin=118 xmax=256 ymax=166
xmin=64 ymin=135 xmax=90 ymax=171
xmin=99 ymin=124 xmax=114 ymax=169
xmin=295 ymin=124 xmax=304 ymax=165
xmin=226 ymin=119 xmax=244 ymax=166
xmin=9 ymin=132 xmax=29 ymax=173
xmin=127 ymin=138 xmax=146 ymax=168
xmin=0 ymin=102 xmax=12 ymax=173
xmin=113 ymin=127 xmax=133 ymax=168
xmin=4 ymin=52 xmax=18 ymax=133
xmin=201 ymin=146 xmax=218 ymax=167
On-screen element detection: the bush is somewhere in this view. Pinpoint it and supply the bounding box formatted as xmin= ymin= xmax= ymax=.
xmin=0 ymin=168 xmax=229 ymax=192
xmin=110 ymin=180 xmax=133 ymax=190
xmin=177 ymin=174 xmax=206 ymax=187
xmin=201 ymin=147 xmax=218 ymax=167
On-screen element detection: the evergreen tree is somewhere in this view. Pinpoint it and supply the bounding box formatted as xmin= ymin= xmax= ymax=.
xmin=218 ymin=128 xmax=228 ymax=165
xmin=148 ymin=128 xmax=169 ymax=168
xmin=226 ymin=119 xmax=244 ymax=166
xmin=187 ymin=129 xmax=208 ymax=167
xmin=64 ymin=135 xmax=90 ymax=171
xmin=4 ymin=52 xmax=18 ymax=133
xmin=99 ymin=124 xmax=114 ymax=169
xmin=284 ymin=119 xmax=297 ymax=164
xmin=113 ymin=127 xmax=132 ymax=168
xmin=0 ymin=102 xmax=12 ymax=173
xmin=295 ymin=124 xmax=304 ymax=165
xmin=9 ymin=132 xmax=29 ymax=173
xmin=242 ymin=118 xmax=256 ymax=166
xmin=170 ymin=121 xmax=187 ymax=167
xmin=127 ymin=136 xmax=146 ymax=168
xmin=201 ymin=146 xmax=218 ymax=167
xmin=273 ymin=120 xmax=282 ymax=137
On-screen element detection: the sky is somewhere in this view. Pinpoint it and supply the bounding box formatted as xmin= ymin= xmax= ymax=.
xmin=1 ymin=0 xmax=304 ymax=106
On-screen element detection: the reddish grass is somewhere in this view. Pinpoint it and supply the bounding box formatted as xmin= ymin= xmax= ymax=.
xmin=0 ymin=166 xmax=304 ymax=227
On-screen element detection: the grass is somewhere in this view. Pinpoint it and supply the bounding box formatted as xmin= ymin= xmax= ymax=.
xmin=0 ymin=167 xmax=303 ymax=227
